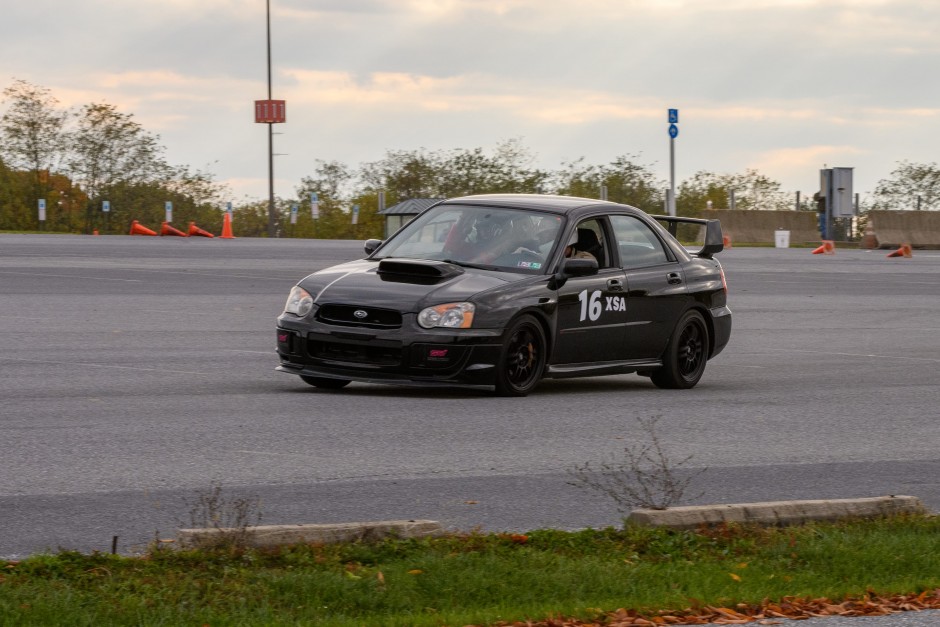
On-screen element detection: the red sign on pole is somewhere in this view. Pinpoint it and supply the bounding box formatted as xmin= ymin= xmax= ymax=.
xmin=254 ymin=100 xmax=286 ymax=123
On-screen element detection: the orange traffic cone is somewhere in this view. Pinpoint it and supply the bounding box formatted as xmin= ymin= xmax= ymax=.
xmin=129 ymin=220 xmax=157 ymax=236
xmin=886 ymin=243 xmax=912 ymax=258
xmin=811 ymin=240 xmax=835 ymax=255
xmin=722 ymin=234 xmax=732 ymax=249
xmin=219 ymin=212 xmax=235 ymax=239
xmin=160 ymin=221 xmax=187 ymax=237
xmin=188 ymin=221 xmax=214 ymax=238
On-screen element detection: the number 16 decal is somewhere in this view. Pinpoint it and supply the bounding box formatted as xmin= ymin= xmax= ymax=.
xmin=578 ymin=290 xmax=626 ymax=322
xmin=578 ymin=290 xmax=602 ymax=321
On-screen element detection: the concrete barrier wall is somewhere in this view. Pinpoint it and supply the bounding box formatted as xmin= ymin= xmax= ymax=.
xmin=700 ymin=210 xmax=940 ymax=247
xmin=701 ymin=210 xmax=819 ymax=245
xmin=868 ymin=211 xmax=940 ymax=248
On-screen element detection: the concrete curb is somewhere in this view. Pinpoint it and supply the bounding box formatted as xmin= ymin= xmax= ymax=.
xmin=177 ymin=519 xmax=444 ymax=550
xmin=173 ymin=496 xmax=928 ymax=550
xmin=626 ymin=495 xmax=927 ymax=530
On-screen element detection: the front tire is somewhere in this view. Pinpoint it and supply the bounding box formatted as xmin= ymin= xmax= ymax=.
xmin=651 ymin=310 xmax=709 ymax=389
xmin=300 ymin=375 xmax=351 ymax=390
xmin=494 ymin=315 xmax=546 ymax=397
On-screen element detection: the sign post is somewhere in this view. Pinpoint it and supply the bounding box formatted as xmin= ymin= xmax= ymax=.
xmin=38 ymin=199 xmax=46 ymax=227
xmin=165 ymin=201 xmax=173 ymax=223
xmin=310 ymin=193 xmax=319 ymax=220
xmin=667 ymin=109 xmax=679 ymax=217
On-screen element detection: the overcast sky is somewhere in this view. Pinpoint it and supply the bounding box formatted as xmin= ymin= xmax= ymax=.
xmin=2 ymin=0 xmax=938 ymax=204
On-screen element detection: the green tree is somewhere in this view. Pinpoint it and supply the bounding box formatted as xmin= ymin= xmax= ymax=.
xmin=435 ymin=139 xmax=548 ymax=196
xmin=360 ymin=149 xmax=441 ymax=200
xmin=872 ymin=161 xmax=940 ymax=211
xmin=67 ymin=102 xmax=169 ymax=232
xmin=0 ymin=157 xmax=29 ymax=230
xmin=293 ymin=160 xmax=356 ymax=239
xmin=554 ymin=154 xmax=664 ymax=214
xmin=678 ymin=169 xmax=790 ymax=216
xmin=0 ymin=79 xmax=69 ymax=222
xmin=347 ymin=191 xmax=387 ymax=240
xmin=229 ymin=199 xmax=271 ymax=238
xmin=359 ymin=139 xmax=548 ymax=204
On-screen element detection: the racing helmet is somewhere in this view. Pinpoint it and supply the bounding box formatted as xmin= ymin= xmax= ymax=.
xmin=474 ymin=214 xmax=508 ymax=241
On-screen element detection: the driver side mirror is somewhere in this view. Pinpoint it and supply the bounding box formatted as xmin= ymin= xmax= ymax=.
xmin=549 ymin=257 xmax=598 ymax=289
xmin=364 ymin=239 xmax=383 ymax=255
xmin=564 ymin=258 xmax=598 ymax=276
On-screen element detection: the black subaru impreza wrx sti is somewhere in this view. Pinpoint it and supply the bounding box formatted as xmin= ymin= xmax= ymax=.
xmin=276 ymin=194 xmax=731 ymax=396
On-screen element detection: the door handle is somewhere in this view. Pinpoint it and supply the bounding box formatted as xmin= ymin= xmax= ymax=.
xmin=607 ymin=278 xmax=624 ymax=291
xmin=667 ymin=272 xmax=683 ymax=285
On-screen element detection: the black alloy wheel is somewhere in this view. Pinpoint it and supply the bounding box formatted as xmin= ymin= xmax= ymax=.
xmin=651 ymin=310 xmax=709 ymax=389
xmin=494 ymin=315 xmax=546 ymax=397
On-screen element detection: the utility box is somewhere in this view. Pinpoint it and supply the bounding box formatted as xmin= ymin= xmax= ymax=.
xmin=820 ymin=167 xmax=855 ymax=217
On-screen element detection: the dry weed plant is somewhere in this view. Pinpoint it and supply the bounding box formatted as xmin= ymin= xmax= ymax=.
xmin=568 ymin=415 xmax=706 ymax=511
xmin=183 ymin=480 xmax=263 ymax=550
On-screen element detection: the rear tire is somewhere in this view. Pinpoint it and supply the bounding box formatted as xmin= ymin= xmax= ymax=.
xmin=494 ymin=315 xmax=546 ymax=397
xmin=651 ymin=310 xmax=709 ymax=389
xmin=300 ymin=375 xmax=351 ymax=390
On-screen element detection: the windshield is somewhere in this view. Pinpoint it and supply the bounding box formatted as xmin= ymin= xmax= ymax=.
xmin=374 ymin=204 xmax=564 ymax=273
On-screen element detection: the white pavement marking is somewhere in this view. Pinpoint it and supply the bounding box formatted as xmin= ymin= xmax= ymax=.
xmin=222 ymin=350 xmax=273 ymax=355
xmin=0 ymin=356 xmax=208 ymax=375
xmin=0 ymin=271 xmax=143 ymax=282
xmin=780 ymin=348 xmax=940 ymax=363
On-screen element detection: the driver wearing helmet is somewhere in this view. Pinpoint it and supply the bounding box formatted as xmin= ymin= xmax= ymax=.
xmin=467 ymin=214 xmax=510 ymax=262
xmin=475 ymin=215 xmax=505 ymax=244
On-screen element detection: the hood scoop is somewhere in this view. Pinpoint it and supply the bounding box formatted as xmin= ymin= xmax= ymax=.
xmin=377 ymin=258 xmax=464 ymax=283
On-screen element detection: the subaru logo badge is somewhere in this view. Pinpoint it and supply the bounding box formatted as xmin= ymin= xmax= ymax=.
xmin=353 ymin=309 xmax=368 ymax=319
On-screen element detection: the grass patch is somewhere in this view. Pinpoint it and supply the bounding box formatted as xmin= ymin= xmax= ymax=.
xmin=2 ymin=515 xmax=940 ymax=626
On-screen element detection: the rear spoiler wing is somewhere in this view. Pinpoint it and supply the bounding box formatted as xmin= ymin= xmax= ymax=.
xmin=650 ymin=215 xmax=724 ymax=259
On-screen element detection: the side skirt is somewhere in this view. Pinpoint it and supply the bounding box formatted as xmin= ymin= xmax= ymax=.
xmin=545 ymin=359 xmax=662 ymax=380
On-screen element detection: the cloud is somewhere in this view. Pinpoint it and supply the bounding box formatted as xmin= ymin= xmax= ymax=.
xmin=3 ymin=0 xmax=940 ymax=200
xmin=751 ymin=144 xmax=866 ymax=173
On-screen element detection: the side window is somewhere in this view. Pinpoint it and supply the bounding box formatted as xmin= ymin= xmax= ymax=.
xmin=566 ymin=219 xmax=609 ymax=268
xmin=610 ymin=215 xmax=669 ymax=268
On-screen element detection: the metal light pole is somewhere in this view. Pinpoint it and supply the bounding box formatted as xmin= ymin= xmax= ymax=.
xmin=265 ymin=0 xmax=278 ymax=238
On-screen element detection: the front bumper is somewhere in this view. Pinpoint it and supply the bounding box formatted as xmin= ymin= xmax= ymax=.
xmin=276 ymin=315 xmax=505 ymax=387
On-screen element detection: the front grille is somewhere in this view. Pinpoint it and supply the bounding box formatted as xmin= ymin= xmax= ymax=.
xmin=308 ymin=339 xmax=402 ymax=366
xmin=317 ymin=304 xmax=403 ymax=329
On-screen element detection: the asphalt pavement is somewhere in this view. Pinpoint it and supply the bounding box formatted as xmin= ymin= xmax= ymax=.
xmin=1 ymin=234 xmax=939 ymax=624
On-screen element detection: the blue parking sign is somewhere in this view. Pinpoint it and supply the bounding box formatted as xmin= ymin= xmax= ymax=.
xmin=668 ymin=109 xmax=679 ymax=123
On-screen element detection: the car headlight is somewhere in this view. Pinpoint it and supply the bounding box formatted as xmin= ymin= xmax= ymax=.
xmin=283 ymin=286 xmax=314 ymax=317
xmin=417 ymin=302 xmax=475 ymax=329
